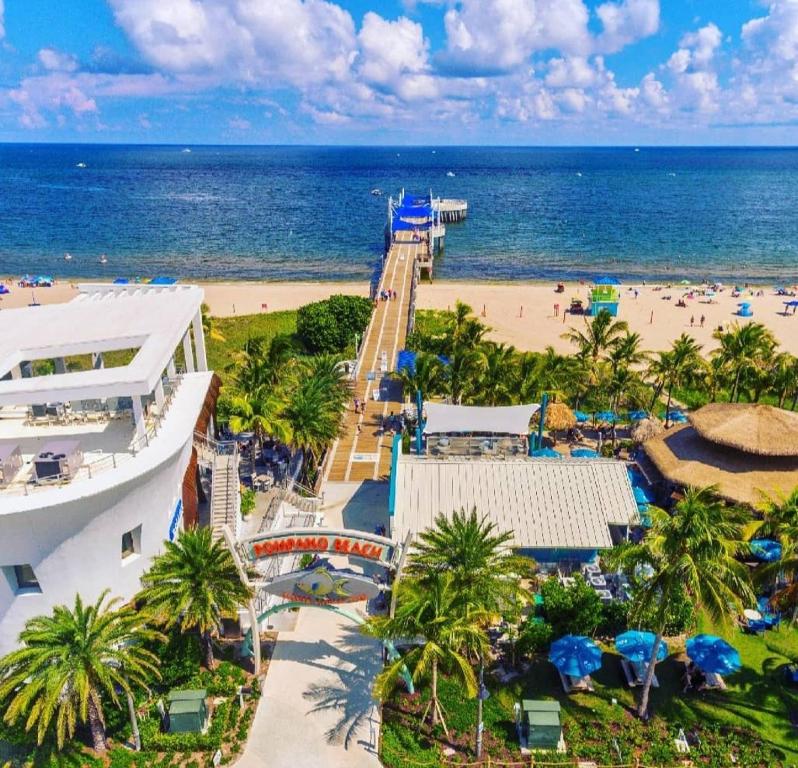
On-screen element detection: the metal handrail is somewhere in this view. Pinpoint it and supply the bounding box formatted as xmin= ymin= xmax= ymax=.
xmin=2 ymin=376 xmax=184 ymax=496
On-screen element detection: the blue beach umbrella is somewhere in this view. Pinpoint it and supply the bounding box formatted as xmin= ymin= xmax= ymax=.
xmin=661 ymin=410 xmax=687 ymax=423
xmin=595 ymin=410 xmax=618 ymax=422
xmin=595 ymin=276 xmax=621 ymax=285
xmin=686 ymin=634 xmax=741 ymax=675
xmin=749 ymin=539 xmax=782 ymax=562
xmin=615 ymin=631 xmax=668 ymax=663
xmin=571 ymin=447 xmax=599 ymax=458
xmin=549 ymin=635 xmax=603 ymax=678
xmin=396 ymin=349 xmax=417 ymax=374
xmin=113 ymin=277 xmax=129 ymax=285
xmin=573 ymin=410 xmax=589 ymax=423
xmin=628 ymin=410 xmax=648 ymax=421
xmin=532 ymin=447 xmax=562 ymax=458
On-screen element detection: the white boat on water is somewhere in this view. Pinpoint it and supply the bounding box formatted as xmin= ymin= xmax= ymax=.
xmin=99 ymin=254 xmax=108 ymax=265
xmin=370 ymin=188 xmax=383 ymax=196
xmin=446 ymin=171 xmax=455 ymax=177
xmin=76 ymin=162 xmax=87 ymax=168
xmin=63 ymin=253 xmax=73 ymax=262
xmin=182 ymin=148 xmax=192 ymax=153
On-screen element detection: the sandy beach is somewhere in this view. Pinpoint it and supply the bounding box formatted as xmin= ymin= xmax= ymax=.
xmin=3 ymin=277 xmax=797 ymax=356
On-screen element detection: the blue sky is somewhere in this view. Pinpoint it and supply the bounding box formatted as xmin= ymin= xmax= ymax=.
xmin=0 ymin=0 xmax=796 ymax=144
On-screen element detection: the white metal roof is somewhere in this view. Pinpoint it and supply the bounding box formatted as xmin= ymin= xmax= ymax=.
xmin=0 ymin=284 xmax=203 ymax=404
xmin=393 ymin=455 xmax=639 ymax=550
xmin=423 ymin=403 xmax=540 ymax=435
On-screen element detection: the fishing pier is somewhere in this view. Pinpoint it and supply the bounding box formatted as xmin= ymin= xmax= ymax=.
xmin=324 ymin=190 xmax=460 ymax=483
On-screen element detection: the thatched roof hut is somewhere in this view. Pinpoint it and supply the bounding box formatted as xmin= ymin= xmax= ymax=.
xmin=631 ymin=418 xmax=664 ymax=444
xmin=643 ymin=403 xmax=798 ymax=506
xmin=688 ymin=403 xmax=798 ymax=457
xmin=543 ymin=402 xmax=577 ymax=431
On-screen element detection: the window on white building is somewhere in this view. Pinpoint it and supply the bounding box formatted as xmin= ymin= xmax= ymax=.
xmin=2 ymin=564 xmax=42 ymax=594
xmin=121 ymin=525 xmax=142 ymax=561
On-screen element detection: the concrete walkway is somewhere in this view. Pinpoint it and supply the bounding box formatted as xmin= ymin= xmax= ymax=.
xmin=237 ymin=606 xmax=382 ymax=768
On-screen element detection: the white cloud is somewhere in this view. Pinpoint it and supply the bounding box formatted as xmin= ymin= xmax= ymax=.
xmin=545 ymin=57 xmax=595 ymax=88
xmin=639 ymin=72 xmax=667 ymax=111
xmin=441 ymin=0 xmax=592 ymax=74
xmin=227 ymin=116 xmax=251 ymax=130
xmin=595 ymin=0 xmax=659 ymax=53
xmin=38 ymin=48 xmax=80 ymax=72
xmin=108 ymin=0 xmax=357 ymax=87
xmin=663 ymin=23 xmax=722 ymax=113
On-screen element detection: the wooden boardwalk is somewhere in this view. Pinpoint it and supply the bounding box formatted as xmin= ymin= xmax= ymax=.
xmin=324 ymin=231 xmax=422 ymax=483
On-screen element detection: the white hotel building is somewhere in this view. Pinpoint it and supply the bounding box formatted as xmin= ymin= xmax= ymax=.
xmin=0 ymin=284 xmax=232 ymax=655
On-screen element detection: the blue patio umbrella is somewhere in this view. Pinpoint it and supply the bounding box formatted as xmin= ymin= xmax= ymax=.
xmin=661 ymin=410 xmax=687 ymax=423
xmin=628 ymin=410 xmax=648 ymax=421
xmin=571 ymin=447 xmax=599 ymax=458
xmin=532 ymin=447 xmax=562 ymax=458
xmin=595 ymin=410 xmax=618 ymax=422
xmin=573 ymin=410 xmax=589 ymax=423
xmin=686 ymin=634 xmax=741 ymax=675
xmin=396 ymin=349 xmax=417 ymax=374
xmin=113 ymin=277 xmax=130 ymax=285
xmin=749 ymin=538 xmax=782 ymax=562
xmin=615 ymin=631 xmax=668 ymax=664
xmin=549 ymin=635 xmax=603 ymax=678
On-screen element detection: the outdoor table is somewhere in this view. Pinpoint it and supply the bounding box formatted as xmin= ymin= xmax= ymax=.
xmin=589 ymin=575 xmax=607 ymax=588
xmin=743 ymin=609 xmax=762 ymax=621
xmin=584 ymin=563 xmax=601 ymax=575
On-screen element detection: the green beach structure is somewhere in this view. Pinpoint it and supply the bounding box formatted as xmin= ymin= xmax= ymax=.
xmin=587 ymin=277 xmax=621 ymax=316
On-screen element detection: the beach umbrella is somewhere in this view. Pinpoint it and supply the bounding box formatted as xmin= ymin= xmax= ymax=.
xmin=631 ymin=417 xmax=664 ymax=444
xmin=571 ymin=447 xmax=599 ymax=458
xmin=749 ymin=538 xmax=782 ymax=562
xmin=661 ymin=410 xmax=687 ymax=423
xmin=396 ymin=349 xmax=417 ymax=374
xmin=595 ymin=410 xmax=618 ymax=422
xmin=595 ymin=276 xmax=621 ymax=285
xmin=573 ymin=410 xmax=590 ymax=423
xmin=549 ymin=635 xmax=603 ymax=678
xmin=113 ymin=278 xmax=129 ymax=285
xmin=532 ymin=447 xmax=562 ymax=458
xmin=628 ymin=410 xmax=648 ymax=421
xmin=685 ymin=634 xmax=741 ymax=675
xmin=615 ymin=631 xmax=668 ymax=664
xmin=540 ymin=401 xmax=576 ymax=431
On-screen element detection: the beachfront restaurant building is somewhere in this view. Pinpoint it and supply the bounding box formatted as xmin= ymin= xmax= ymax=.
xmin=390 ymin=404 xmax=640 ymax=566
xmin=0 ymin=284 xmax=225 ymax=655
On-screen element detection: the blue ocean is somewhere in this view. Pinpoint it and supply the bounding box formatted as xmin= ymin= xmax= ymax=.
xmin=1 ymin=144 xmax=797 ymax=283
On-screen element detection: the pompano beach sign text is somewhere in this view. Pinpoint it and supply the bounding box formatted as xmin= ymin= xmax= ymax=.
xmin=241 ymin=528 xmax=397 ymax=564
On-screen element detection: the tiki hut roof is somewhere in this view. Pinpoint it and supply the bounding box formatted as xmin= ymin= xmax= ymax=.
xmin=688 ymin=403 xmax=798 ymax=457
xmin=543 ymin=402 xmax=576 ymax=431
xmin=631 ymin=418 xmax=664 ymax=444
xmin=643 ymin=424 xmax=798 ymax=506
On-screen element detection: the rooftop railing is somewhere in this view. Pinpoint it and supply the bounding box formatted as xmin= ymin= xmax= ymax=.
xmin=1 ymin=375 xmax=184 ymax=497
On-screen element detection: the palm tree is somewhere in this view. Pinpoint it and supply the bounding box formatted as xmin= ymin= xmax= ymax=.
xmin=409 ymin=508 xmax=530 ymax=612
xmin=769 ymin=352 xmax=798 ymax=409
xmin=0 ymin=591 xmax=162 ymax=752
xmin=138 ymin=527 xmax=254 ymax=669
xmin=614 ymin=486 xmax=753 ymax=718
xmin=609 ymin=331 xmax=647 ymax=374
xmin=363 ymin=573 xmax=488 ymax=736
xmin=659 ymin=334 xmax=703 ymax=427
xmin=393 ymin=352 xmax=447 ymax=401
xmin=712 ymin=322 xmax=776 ymax=402
xmin=200 ymin=302 xmax=225 ymax=343
xmin=562 ymin=309 xmax=629 ymax=360
xmin=449 ymin=347 xmax=486 ymax=405
xmin=477 ymin=343 xmax=518 ymax=406
xmin=225 ymin=386 xmax=291 ymax=465
xmin=752 ymin=488 xmax=798 ymax=623
xmin=283 ymin=375 xmax=345 ymax=483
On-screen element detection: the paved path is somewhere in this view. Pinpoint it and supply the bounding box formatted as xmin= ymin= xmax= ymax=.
xmin=238 ymin=606 xmax=382 ymax=768
xmin=325 ymin=230 xmax=423 ymax=483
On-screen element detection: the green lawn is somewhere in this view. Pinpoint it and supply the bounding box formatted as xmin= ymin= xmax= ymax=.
xmin=382 ymin=623 xmax=798 ymax=767
xmin=206 ymin=310 xmax=297 ymax=382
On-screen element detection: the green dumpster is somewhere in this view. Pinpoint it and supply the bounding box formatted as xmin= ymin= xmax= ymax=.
xmin=167 ymin=689 xmax=208 ymax=734
xmin=522 ymin=700 xmax=562 ymax=750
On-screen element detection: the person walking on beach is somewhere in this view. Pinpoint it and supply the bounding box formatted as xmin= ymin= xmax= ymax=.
xmin=700 ymin=314 xmax=705 ymax=328
xmin=690 ymin=315 xmax=694 ymax=327
xmin=554 ymin=303 xmax=559 ymax=317
xmin=650 ymin=310 xmax=654 ymax=324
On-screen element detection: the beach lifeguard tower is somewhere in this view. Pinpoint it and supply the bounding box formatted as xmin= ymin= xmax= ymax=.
xmin=587 ymin=277 xmax=621 ymax=316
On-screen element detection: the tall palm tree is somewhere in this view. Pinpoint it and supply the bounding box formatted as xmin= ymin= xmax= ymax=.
xmin=409 ymin=508 xmax=530 ymax=612
xmin=225 ymin=386 xmax=291 ymax=464
xmin=449 ymin=347 xmax=486 ymax=405
xmin=0 ymin=591 xmax=162 ymax=752
xmin=283 ymin=375 xmax=345 ymax=482
xmin=138 ymin=527 xmax=254 ymax=669
xmin=769 ymin=352 xmax=798 ymax=409
xmin=614 ymin=486 xmax=753 ymax=719
xmin=393 ymin=352 xmax=447 ymax=402
xmin=752 ymin=488 xmax=798 ymax=623
xmin=659 ymin=334 xmax=703 ymax=427
xmin=363 ymin=573 xmax=488 ymax=736
xmin=712 ymin=322 xmax=776 ymax=403
xmin=562 ymin=309 xmax=629 ymax=360
xmin=609 ymin=331 xmax=647 ymax=374
xmin=477 ymin=343 xmax=518 ymax=406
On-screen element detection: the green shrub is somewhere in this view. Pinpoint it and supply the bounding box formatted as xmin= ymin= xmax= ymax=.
xmin=598 ymin=599 xmax=628 ymax=636
xmin=139 ymin=701 xmax=231 ymax=753
xmin=296 ymin=295 xmax=372 ymax=354
xmin=188 ymin=661 xmax=246 ymax=697
xmin=629 ymin=581 xmax=695 ymax=635
xmin=541 ymin=576 xmax=603 ymax=637
xmin=151 ymin=632 xmax=202 ymax=691
xmin=240 ymin=488 xmax=256 ymax=518
xmin=516 ymin=618 xmax=554 ymax=656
